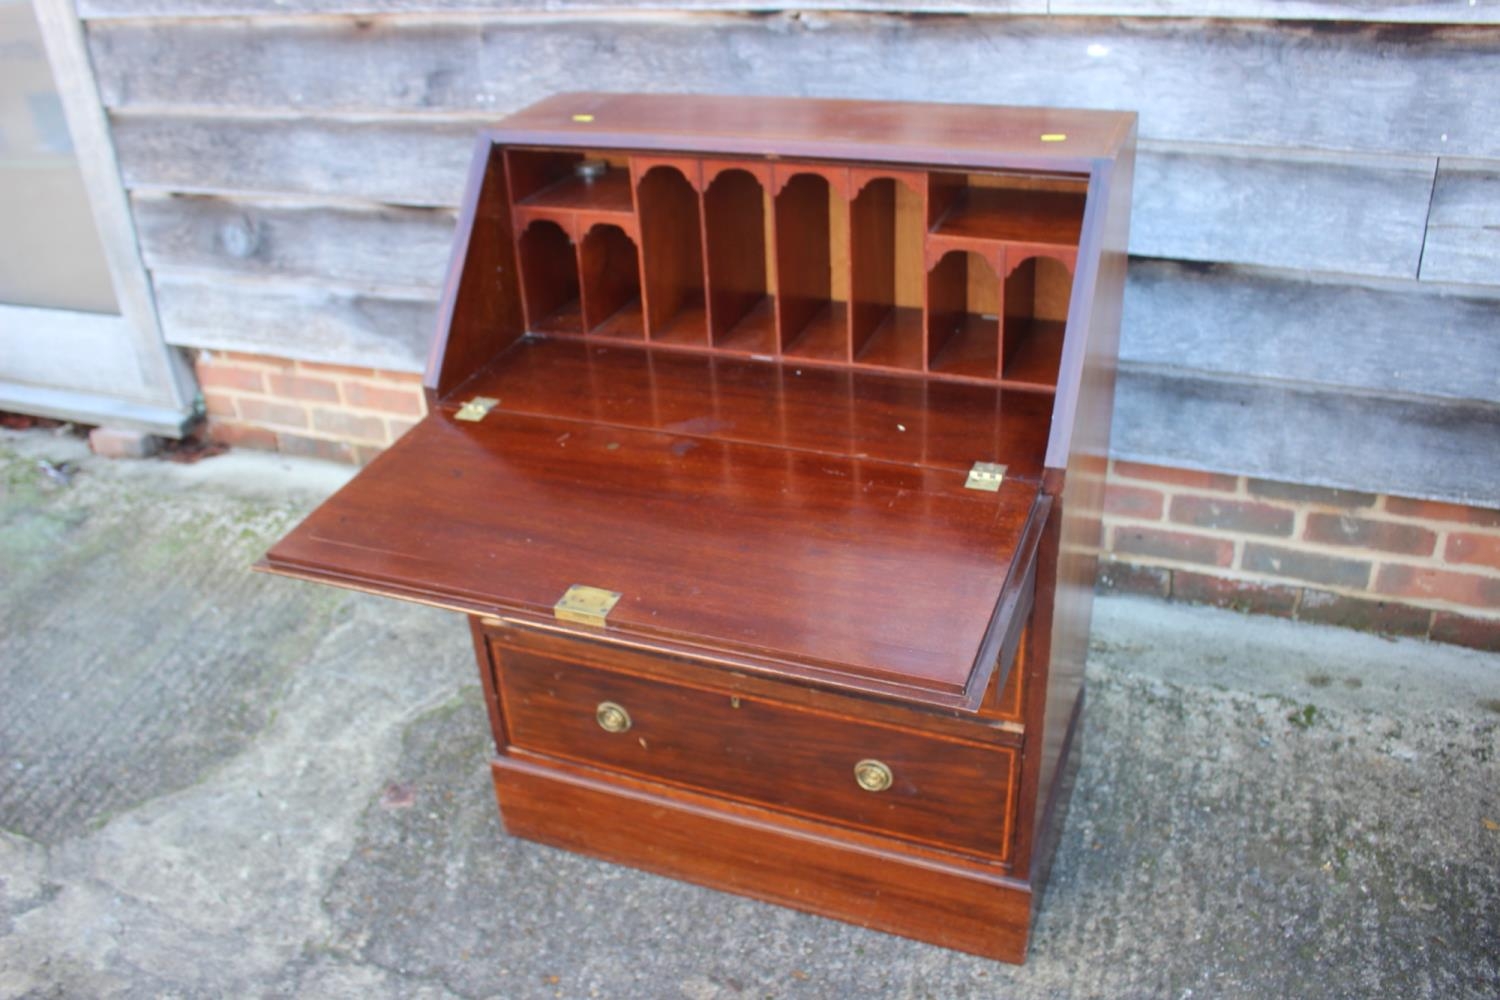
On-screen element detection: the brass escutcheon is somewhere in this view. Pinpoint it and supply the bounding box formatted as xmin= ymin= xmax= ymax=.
xmin=595 ymin=701 xmax=631 ymax=734
xmin=853 ymin=759 xmax=893 ymax=793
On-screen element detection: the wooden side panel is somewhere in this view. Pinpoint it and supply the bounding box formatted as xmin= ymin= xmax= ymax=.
xmin=492 ymin=754 xmax=1033 ymax=963
xmin=425 ymin=138 xmax=523 ymax=398
xmin=1029 ymin=132 xmax=1135 ymax=879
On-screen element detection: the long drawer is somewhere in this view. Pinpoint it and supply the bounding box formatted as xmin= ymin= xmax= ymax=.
xmin=489 ymin=638 xmax=1018 ymax=859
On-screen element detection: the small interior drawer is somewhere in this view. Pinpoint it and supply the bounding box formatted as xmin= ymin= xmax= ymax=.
xmin=490 ymin=639 xmax=1018 ymax=860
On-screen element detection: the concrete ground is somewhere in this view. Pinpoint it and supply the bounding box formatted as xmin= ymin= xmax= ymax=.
xmin=0 ymin=425 xmax=1496 ymax=1000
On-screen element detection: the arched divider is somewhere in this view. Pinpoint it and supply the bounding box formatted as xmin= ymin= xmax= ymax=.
xmin=1001 ymin=254 xmax=1073 ymax=389
xmin=635 ymin=162 xmax=707 ymax=345
xmin=517 ymin=218 xmax=581 ymax=334
xmin=926 ymin=249 xmax=1001 ymax=379
xmin=580 ymin=223 xmax=644 ymax=339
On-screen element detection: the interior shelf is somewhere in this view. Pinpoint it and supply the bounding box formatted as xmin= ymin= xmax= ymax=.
xmin=520 ymin=168 xmax=634 ymax=215
xmin=508 ymin=148 xmax=635 ymax=216
xmin=1001 ymin=319 xmax=1065 ymax=388
xmin=713 ymin=295 xmax=777 ymax=355
xmin=929 ymin=174 xmax=1085 ymax=249
xmin=930 ymin=314 xmax=999 ymax=380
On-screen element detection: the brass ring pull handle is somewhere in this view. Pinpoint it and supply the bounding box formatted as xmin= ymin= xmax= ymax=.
xmin=595 ymin=701 xmax=632 ymax=733
xmin=853 ymin=759 xmax=893 ymax=793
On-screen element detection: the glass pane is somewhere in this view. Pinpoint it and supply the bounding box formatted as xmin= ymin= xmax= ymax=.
xmin=0 ymin=0 xmax=117 ymax=314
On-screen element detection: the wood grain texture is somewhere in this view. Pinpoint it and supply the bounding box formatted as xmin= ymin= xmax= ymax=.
xmin=492 ymin=754 xmax=1033 ymax=962
xmin=1123 ymin=260 xmax=1500 ymax=405
xmin=492 ymin=642 xmax=1018 ymax=857
xmin=1113 ymin=366 xmax=1500 ymax=507
xmin=1420 ymin=159 xmax=1500 ymax=285
xmin=132 ymin=192 xmax=456 ymax=290
xmin=74 ymin=0 xmax=1500 ymax=23
xmin=111 ymin=114 xmax=477 ymax=206
xmin=153 ymin=271 xmax=435 ymax=371
xmin=86 ymin=15 xmax=1500 ymax=157
xmin=1132 ymin=143 xmax=1435 ymax=279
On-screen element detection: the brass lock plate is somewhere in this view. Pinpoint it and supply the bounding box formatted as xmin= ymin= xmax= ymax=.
xmin=964 ymin=461 xmax=1007 ymax=492
xmin=553 ymin=584 xmax=622 ymax=628
xmin=455 ymin=396 xmax=499 ymax=422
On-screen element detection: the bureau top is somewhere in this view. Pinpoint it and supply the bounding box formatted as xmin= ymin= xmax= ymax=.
xmin=491 ymin=92 xmax=1136 ymax=172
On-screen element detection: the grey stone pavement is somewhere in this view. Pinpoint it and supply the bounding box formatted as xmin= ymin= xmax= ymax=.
xmin=0 ymin=425 xmax=1496 ymax=1000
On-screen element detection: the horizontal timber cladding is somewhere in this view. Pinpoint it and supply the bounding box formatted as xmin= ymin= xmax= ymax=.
xmin=1420 ymin=160 xmax=1500 ymax=285
xmin=70 ymin=1 xmax=1500 ymax=25
xmin=1113 ymin=367 xmax=1500 ymax=508
xmin=153 ymin=272 xmax=435 ymax=372
xmin=112 ymin=117 xmax=1450 ymax=282
xmin=111 ymin=117 xmax=479 ymax=207
xmin=131 ymin=193 xmax=457 ymax=291
xmin=79 ymin=7 xmax=1500 ymax=506
xmin=1131 ymin=145 xmax=1433 ymax=280
xmin=85 ymin=14 xmax=1500 ymax=158
xmin=1121 ymin=260 xmax=1500 ymax=405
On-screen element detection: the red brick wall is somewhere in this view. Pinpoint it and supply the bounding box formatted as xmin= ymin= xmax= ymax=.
xmin=192 ymin=350 xmax=1499 ymax=652
xmin=1100 ymin=460 xmax=1500 ymax=652
xmin=195 ymin=350 xmax=427 ymax=465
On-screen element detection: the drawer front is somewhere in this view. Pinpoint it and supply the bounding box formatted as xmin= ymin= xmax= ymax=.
xmin=492 ymin=642 xmax=1016 ymax=859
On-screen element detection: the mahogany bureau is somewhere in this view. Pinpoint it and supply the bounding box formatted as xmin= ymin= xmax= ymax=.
xmin=261 ymin=93 xmax=1136 ymax=963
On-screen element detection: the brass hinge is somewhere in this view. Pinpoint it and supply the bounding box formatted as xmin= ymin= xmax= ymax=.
xmin=553 ymin=584 xmax=622 ymax=628
xmin=965 ymin=461 xmax=1007 ymax=492
xmin=454 ymin=396 xmax=499 ymax=422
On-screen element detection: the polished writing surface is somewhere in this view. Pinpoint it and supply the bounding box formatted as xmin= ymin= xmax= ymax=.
xmin=447 ymin=337 xmax=1052 ymax=479
xmin=265 ymin=405 xmax=1040 ymax=702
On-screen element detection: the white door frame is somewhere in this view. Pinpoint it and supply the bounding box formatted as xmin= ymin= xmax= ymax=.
xmin=1 ymin=0 xmax=196 ymax=436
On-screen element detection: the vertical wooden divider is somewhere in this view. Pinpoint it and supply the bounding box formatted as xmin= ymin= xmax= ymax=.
xmin=773 ymin=164 xmax=850 ymax=363
xmin=848 ymin=169 xmax=925 ymax=373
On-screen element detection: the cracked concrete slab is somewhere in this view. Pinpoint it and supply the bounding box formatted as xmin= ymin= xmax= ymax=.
xmin=0 ymin=427 xmax=1496 ymax=999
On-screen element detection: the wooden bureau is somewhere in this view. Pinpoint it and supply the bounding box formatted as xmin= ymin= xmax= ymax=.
xmin=261 ymin=93 xmax=1136 ymax=963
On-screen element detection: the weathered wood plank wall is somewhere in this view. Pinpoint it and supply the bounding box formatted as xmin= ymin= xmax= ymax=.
xmin=76 ymin=4 xmax=1500 ymax=504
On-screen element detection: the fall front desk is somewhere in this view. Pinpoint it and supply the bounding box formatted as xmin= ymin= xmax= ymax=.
xmin=261 ymin=93 xmax=1136 ymax=963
